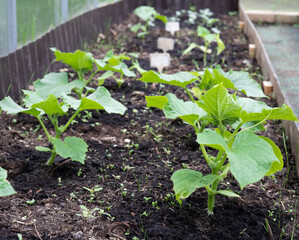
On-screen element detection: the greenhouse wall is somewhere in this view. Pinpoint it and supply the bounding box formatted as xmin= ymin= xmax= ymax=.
xmin=0 ymin=0 xmax=238 ymax=100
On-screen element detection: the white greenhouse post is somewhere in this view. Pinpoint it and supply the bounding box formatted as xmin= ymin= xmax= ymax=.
xmin=55 ymin=0 xmax=68 ymax=26
xmin=93 ymin=0 xmax=98 ymax=8
xmin=8 ymin=0 xmax=17 ymax=54
xmin=0 ymin=0 xmax=17 ymax=56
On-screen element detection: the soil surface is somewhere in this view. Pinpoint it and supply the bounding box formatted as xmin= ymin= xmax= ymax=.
xmin=1 ymin=9 xmax=298 ymax=240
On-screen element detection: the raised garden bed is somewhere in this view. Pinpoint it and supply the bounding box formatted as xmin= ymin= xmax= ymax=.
xmin=0 ymin=6 xmax=298 ymax=240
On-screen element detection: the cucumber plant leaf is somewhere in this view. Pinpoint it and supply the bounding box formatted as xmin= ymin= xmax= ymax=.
xmin=260 ymin=136 xmax=284 ymax=175
xmin=79 ymin=87 xmax=127 ymax=114
xmin=216 ymin=190 xmax=240 ymax=197
xmin=134 ymin=6 xmax=156 ymax=22
xmin=146 ymin=93 xmax=206 ymax=125
xmin=217 ymin=68 xmax=266 ymax=98
xmin=0 ymin=167 xmax=16 ymax=197
xmin=171 ymin=169 xmax=218 ymax=204
xmin=0 ymin=96 xmax=41 ymax=117
xmin=51 ymin=48 xmax=94 ymax=73
xmin=237 ymin=97 xmax=298 ymax=122
xmin=53 ymin=137 xmax=88 ymax=164
xmin=197 ymin=130 xmax=279 ymax=189
xmin=33 ymin=72 xmax=84 ymax=98
xmin=198 ymin=84 xmax=242 ymax=125
xmin=139 ymin=71 xmax=198 ymax=88
xmin=94 ymin=60 xmax=136 ymax=77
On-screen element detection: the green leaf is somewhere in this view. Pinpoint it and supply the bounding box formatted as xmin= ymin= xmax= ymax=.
xmin=53 ymin=137 xmax=88 ymax=164
xmin=130 ymin=23 xmax=142 ymax=33
xmin=33 ymin=72 xmax=84 ymax=98
xmin=197 ymin=26 xmax=210 ymax=37
xmin=94 ymin=60 xmax=136 ymax=77
xmin=139 ymin=71 xmax=198 ymax=88
xmin=155 ymin=14 xmax=168 ymax=24
xmin=171 ymin=169 xmax=217 ymax=204
xmin=134 ymin=6 xmax=156 ymax=22
xmin=182 ymin=43 xmax=199 ymax=56
xmin=35 ymin=146 xmax=52 ymax=152
xmin=260 ymin=136 xmax=284 ymax=175
xmin=233 ymin=120 xmax=266 ymax=132
xmin=228 ymin=131 xmax=278 ymax=189
xmin=146 ymin=94 xmax=206 ymax=125
xmin=199 ymin=68 xmax=235 ymax=90
xmin=0 ymin=96 xmax=41 ymax=117
xmin=52 ymin=48 xmax=94 ymax=73
xmin=22 ymin=90 xmax=45 ymax=107
xmin=146 ymin=96 xmax=168 ymax=109
xmin=79 ymin=87 xmax=126 ymax=114
xmin=198 ymin=84 xmax=242 ymax=125
xmin=0 ymin=167 xmax=16 ymax=197
xmin=216 ymin=190 xmax=240 ymax=197
xmin=217 ymin=68 xmax=266 ymax=98
xmin=196 ymin=130 xmax=280 ymax=188
xmin=215 ymin=34 xmax=225 ymax=55
xmin=31 ymin=95 xmax=66 ymax=116
xmin=196 ymin=129 xmax=228 ymax=152
xmin=237 ymin=97 xmax=298 ymax=122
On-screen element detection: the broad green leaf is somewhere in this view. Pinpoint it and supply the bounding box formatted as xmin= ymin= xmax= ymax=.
xmin=260 ymin=136 xmax=284 ymax=175
xmin=79 ymin=87 xmax=126 ymax=114
xmin=94 ymin=60 xmax=136 ymax=77
xmin=228 ymin=131 xmax=278 ymax=189
xmin=62 ymin=94 xmax=81 ymax=109
xmin=134 ymin=6 xmax=156 ymax=22
xmin=162 ymin=93 xmax=206 ymax=125
xmin=199 ymin=68 xmax=235 ymax=90
xmin=31 ymin=95 xmax=66 ymax=116
xmin=217 ymin=68 xmax=266 ymax=98
xmin=53 ymin=137 xmax=88 ymax=164
xmin=22 ymin=90 xmax=45 ymax=107
xmin=215 ymin=34 xmax=225 ymax=55
xmin=171 ymin=169 xmax=217 ymax=204
xmin=146 ymin=96 xmax=168 ymax=109
xmin=130 ymin=23 xmax=142 ymax=33
xmin=237 ymin=97 xmax=298 ymax=122
xmin=146 ymin=94 xmax=206 ymax=125
xmin=196 ymin=129 xmax=228 ymax=152
xmin=0 ymin=167 xmax=16 ymax=197
xmin=182 ymin=43 xmax=199 ymax=56
xmin=232 ymin=120 xmax=266 ymax=132
xmin=155 ymin=14 xmax=168 ymax=24
xmin=198 ymin=84 xmax=242 ymax=125
xmin=35 ymin=146 xmax=52 ymax=152
xmin=197 ymin=26 xmax=210 ymax=37
xmin=51 ymin=48 xmax=94 ymax=73
xmin=33 ymin=72 xmax=84 ymax=98
xmin=0 ymin=96 xmax=41 ymax=117
xmin=139 ymin=71 xmax=198 ymax=88
xmin=204 ymin=34 xmax=215 ymax=43
xmin=216 ymin=190 xmax=240 ymax=197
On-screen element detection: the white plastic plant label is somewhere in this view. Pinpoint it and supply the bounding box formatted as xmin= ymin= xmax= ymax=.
xmin=165 ymin=22 xmax=180 ymax=35
xmin=150 ymin=53 xmax=170 ymax=73
xmin=157 ymin=37 xmax=175 ymax=53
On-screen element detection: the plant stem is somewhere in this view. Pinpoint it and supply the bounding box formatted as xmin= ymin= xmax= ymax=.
xmin=183 ymin=86 xmax=195 ymax=103
xmin=207 ymin=168 xmax=219 ymax=214
xmin=46 ymin=150 xmax=57 ymax=166
xmin=61 ymin=109 xmax=82 ymax=133
xmin=36 ymin=116 xmax=51 ymax=142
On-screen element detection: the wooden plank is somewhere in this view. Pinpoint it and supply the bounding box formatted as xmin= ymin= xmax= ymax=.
xmin=0 ymin=56 xmax=10 ymax=99
xmin=15 ymin=48 xmax=27 ymax=91
xmin=27 ymin=41 xmax=38 ymax=84
xmin=8 ymin=52 xmax=20 ymax=99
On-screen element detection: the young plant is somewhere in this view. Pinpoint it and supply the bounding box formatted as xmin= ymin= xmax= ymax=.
xmin=139 ymin=69 xmax=298 ymax=214
xmin=51 ymin=48 xmax=136 ymax=97
xmin=183 ymin=26 xmax=225 ymax=67
xmin=0 ymin=167 xmax=16 ymax=197
xmin=0 ymin=75 xmax=126 ymax=166
xmin=131 ymin=6 xmax=168 ymax=41
xmin=199 ymin=8 xmax=219 ymax=27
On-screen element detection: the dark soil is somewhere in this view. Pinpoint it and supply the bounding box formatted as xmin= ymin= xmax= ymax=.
xmin=1 ymin=9 xmax=298 ymax=240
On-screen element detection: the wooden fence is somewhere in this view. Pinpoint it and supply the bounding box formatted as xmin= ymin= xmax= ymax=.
xmin=0 ymin=0 xmax=238 ymax=100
